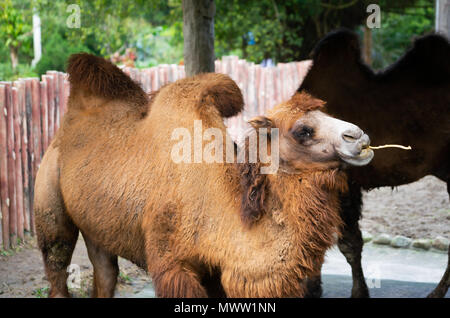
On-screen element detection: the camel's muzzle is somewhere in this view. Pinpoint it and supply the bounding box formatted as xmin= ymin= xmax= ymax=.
xmin=336 ymin=130 xmax=374 ymax=166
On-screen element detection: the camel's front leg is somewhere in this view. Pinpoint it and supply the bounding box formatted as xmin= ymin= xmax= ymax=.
xmin=427 ymin=180 xmax=450 ymax=298
xmin=337 ymin=184 xmax=370 ymax=298
xmin=221 ymin=269 xmax=306 ymax=298
xmin=304 ymin=274 xmax=323 ymax=298
xmin=427 ymin=244 xmax=450 ymax=298
xmin=151 ymin=263 xmax=208 ymax=298
xmin=83 ymin=235 xmax=119 ymax=298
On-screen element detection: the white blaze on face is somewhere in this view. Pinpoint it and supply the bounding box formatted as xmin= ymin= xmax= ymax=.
xmin=293 ymin=110 xmax=373 ymax=166
xmin=309 ymin=110 xmax=362 ymax=145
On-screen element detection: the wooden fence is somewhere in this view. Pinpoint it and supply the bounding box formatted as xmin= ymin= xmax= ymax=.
xmin=0 ymin=56 xmax=311 ymax=250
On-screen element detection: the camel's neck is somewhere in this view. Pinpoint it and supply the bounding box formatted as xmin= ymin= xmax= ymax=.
xmin=266 ymin=169 xmax=347 ymax=274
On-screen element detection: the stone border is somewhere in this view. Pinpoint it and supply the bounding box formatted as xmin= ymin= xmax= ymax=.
xmin=362 ymin=231 xmax=449 ymax=253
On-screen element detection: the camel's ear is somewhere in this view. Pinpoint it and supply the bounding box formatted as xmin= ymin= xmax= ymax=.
xmin=239 ymin=163 xmax=268 ymax=227
xmin=248 ymin=116 xmax=273 ymax=129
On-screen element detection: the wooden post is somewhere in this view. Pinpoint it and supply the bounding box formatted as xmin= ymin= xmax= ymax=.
xmin=43 ymin=75 xmax=54 ymax=146
xmin=48 ymin=72 xmax=60 ymax=134
xmin=17 ymin=81 xmax=30 ymax=235
xmin=0 ymin=84 xmax=10 ymax=250
xmin=266 ymin=67 xmax=274 ymax=111
xmin=12 ymin=86 xmax=24 ymax=242
xmin=254 ymin=65 xmax=261 ymax=116
xmin=40 ymin=81 xmax=48 ymax=153
xmin=62 ymin=77 xmax=70 ymax=116
xmin=151 ymin=67 xmax=159 ymax=91
xmin=58 ymin=72 xmax=65 ymax=122
xmin=31 ymin=79 xmax=41 ymax=173
xmin=3 ymin=83 xmax=16 ymax=248
xmin=24 ymin=79 xmax=34 ymax=235
xmin=30 ymin=78 xmax=41 ymax=235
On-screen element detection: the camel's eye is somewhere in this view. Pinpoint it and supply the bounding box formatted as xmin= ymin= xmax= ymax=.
xmin=293 ymin=126 xmax=314 ymax=142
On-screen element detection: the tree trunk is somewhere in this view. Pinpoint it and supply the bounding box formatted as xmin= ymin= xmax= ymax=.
xmin=435 ymin=0 xmax=450 ymax=37
xmin=363 ymin=26 xmax=372 ymax=66
xmin=182 ymin=0 xmax=216 ymax=77
xmin=32 ymin=12 xmax=42 ymax=67
xmin=10 ymin=46 xmax=19 ymax=71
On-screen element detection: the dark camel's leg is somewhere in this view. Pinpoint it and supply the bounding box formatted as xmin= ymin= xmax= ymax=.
xmin=152 ymin=263 xmax=208 ymax=298
xmin=83 ymin=235 xmax=119 ymax=298
xmin=337 ymin=183 xmax=370 ymax=298
xmin=427 ymin=179 xmax=450 ymax=298
xmin=304 ymin=275 xmax=323 ymax=298
xmin=427 ymin=245 xmax=450 ymax=298
xmin=36 ymin=208 xmax=79 ymax=298
xmin=304 ymin=262 xmax=323 ymax=298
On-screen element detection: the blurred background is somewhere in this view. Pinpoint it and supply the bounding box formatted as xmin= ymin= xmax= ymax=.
xmin=0 ymin=0 xmax=438 ymax=80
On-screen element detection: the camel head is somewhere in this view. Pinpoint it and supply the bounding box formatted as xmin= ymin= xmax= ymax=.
xmin=248 ymin=92 xmax=373 ymax=172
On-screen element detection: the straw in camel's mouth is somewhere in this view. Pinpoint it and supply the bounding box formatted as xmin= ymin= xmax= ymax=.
xmin=369 ymin=144 xmax=412 ymax=150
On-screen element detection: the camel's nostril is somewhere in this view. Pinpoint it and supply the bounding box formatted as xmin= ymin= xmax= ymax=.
xmin=342 ymin=129 xmax=363 ymax=143
xmin=343 ymin=134 xmax=357 ymax=143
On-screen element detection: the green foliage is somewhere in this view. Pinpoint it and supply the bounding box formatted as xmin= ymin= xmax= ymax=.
xmin=134 ymin=23 xmax=184 ymax=67
xmin=0 ymin=249 xmax=13 ymax=256
xmin=369 ymin=0 xmax=435 ymax=69
xmin=119 ymin=271 xmax=132 ymax=283
xmin=32 ymin=287 xmax=49 ymax=298
xmin=215 ymin=0 xmax=285 ymax=63
xmin=34 ymin=32 xmax=91 ymax=76
xmin=0 ymin=62 xmax=38 ymax=81
xmin=0 ymin=0 xmax=438 ymax=80
xmin=63 ymin=0 xmax=168 ymax=56
xmin=214 ymin=0 xmax=370 ymax=63
xmin=214 ymin=0 xmax=435 ymax=65
xmin=0 ymin=0 xmax=32 ymax=49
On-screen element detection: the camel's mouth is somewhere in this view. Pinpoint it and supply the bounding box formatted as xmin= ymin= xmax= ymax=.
xmin=337 ymin=146 xmax=374 ymax=166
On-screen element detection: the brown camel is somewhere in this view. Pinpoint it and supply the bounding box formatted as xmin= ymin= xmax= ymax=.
xmin=34 ymin=53 xmax=374 ymax=297
xmin=298 ymin=29 xmax=450 ymax=298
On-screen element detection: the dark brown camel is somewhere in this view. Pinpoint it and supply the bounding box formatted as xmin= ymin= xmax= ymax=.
xmin=298 ymin=29 xmax=450 ymax=298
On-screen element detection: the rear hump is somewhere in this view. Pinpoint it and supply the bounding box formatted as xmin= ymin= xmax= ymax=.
xmin=195 ymin=73 xmax=244 ymax=118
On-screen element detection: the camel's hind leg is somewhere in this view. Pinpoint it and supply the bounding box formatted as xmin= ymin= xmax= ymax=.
xmin=35 ymin=143 xmax=79 ymax=297
xmin=83 ymin=235 xmax=119 ymax=298
xmin=37 ymin=214 xmax=79 ymax=298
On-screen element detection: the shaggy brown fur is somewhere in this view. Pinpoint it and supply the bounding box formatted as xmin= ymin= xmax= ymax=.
xmin=239 ymin=92 xmax=328 ymax=226
xmin=35 ymin=53 xmax=350 ymax=298
xmin=239 ymin=162 xmax=269 ymax=225
xmin=299 ymin=29 xmax=450 ymax=298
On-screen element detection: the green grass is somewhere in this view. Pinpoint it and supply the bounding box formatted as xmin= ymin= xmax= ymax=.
xmin=0 ymin=250 xmax=13 ymax=256
xmin=32 ymin=287 xmax=49 ymax=298
xmin=119 ymin=271 xmax=132 ymax=283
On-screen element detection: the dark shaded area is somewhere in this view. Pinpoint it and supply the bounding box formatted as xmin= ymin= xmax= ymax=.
xmin=322 ymin=274 xmax=450 ymax=298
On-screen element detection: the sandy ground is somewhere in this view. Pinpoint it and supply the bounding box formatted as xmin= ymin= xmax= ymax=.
xmin=360 ymin=176 xmax=449 ymax=239
xmin=0 ymin=235 xmax=149 ymax=298
xmin=0 ymin=176 xmax=448 ymax=298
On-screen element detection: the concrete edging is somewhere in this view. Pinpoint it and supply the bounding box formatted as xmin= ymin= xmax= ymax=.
xmin=362 ymin=231 xmax=449 ymax=253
